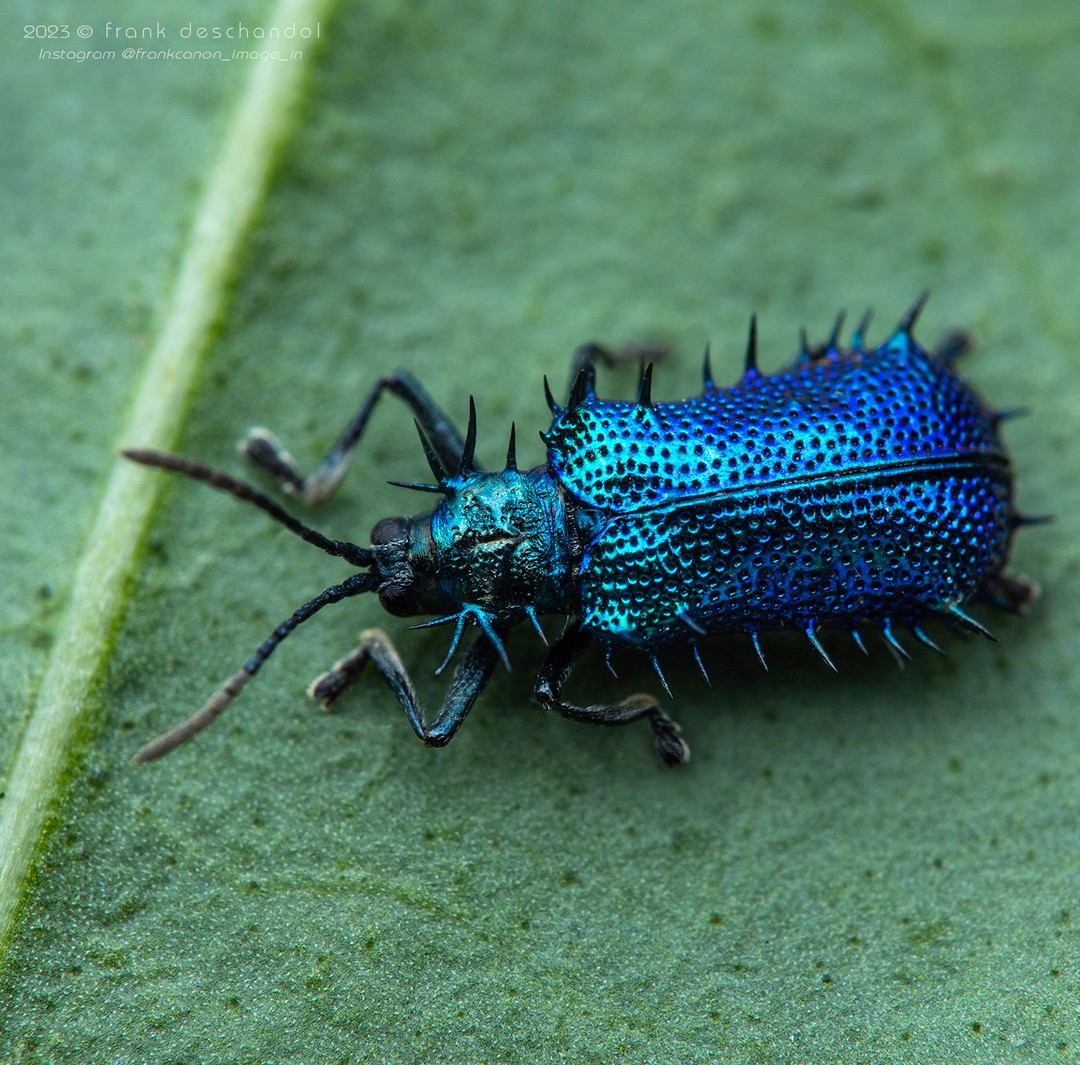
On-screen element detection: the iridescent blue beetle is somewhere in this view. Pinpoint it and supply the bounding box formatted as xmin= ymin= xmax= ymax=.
xmin=125 ymin=295 xmax=1040 ymax=765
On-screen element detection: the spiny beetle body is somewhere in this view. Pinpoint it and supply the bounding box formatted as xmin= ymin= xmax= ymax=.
xmin=125 ymin=295 xmax=1040 ymax=766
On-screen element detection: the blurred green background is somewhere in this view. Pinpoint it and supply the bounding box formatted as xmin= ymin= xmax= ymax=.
xmin=2 ymin=0 xmax=1076 ymax=1061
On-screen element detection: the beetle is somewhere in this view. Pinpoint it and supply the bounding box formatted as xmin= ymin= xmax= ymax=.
xmin=124 ymin=295 xmax=1040 ymax=766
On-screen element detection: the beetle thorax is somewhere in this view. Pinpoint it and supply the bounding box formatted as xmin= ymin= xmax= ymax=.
xmin=372 ymin=467 xmax=572 ymax=624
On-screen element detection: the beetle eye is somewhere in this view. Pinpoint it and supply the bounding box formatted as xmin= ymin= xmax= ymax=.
xmin=378 ymin=578 xmax=416 ymax=615
xmin=371 ymin=516 xmax=410 ymax=547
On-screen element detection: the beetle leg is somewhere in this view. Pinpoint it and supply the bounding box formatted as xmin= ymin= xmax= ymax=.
xmin=534 ymin=619 xmax=690 ymax=766
xmin=243 ymin=369 xmax=468 ymax=505
xmin=567 ymin=340 xmax=672 ymax=396
xmin=978 ymin=570 xmax=1040 ymax=614
xmin=309 ymin=627 xmax=502 ymax=747
xmin=935 ymin=328 xmax=974 ymax=364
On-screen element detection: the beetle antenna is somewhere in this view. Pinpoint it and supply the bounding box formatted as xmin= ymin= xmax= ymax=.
xmin=134 ymin=570 xmax=379 ymax=762
xmin=122 ymin=449 xmax=375 ymax=567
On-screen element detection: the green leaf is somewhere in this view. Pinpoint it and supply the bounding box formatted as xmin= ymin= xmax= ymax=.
xmin=2 ymin=1 xmax=1076 ymax=1062
xmin=0 ymin=0 xmax=336 ymax=946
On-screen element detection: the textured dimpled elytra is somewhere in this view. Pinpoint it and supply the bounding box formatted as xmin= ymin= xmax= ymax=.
xmin=545 ymin=307 xmax=1019 ymax=653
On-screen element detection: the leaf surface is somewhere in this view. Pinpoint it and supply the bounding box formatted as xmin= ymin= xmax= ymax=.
xmin=2 ymin=1 xmax=1076 ymax=1062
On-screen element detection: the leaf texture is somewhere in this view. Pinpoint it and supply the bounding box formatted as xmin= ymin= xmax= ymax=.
xmin=1 ymin=1 xmax=1076 ymax=1062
